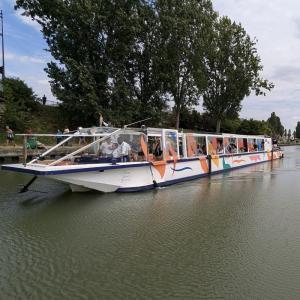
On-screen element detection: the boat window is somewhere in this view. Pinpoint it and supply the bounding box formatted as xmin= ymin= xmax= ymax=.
xmin=257 ymin=138 xmax=264 ymax=151
xmin=164 ymin=130 xmax=178 ymax=160
xmin=264 ymin=138 xmax=272 ymax=151
xmin=207 ymin=136 xmax=223 ymax=155
xmin=248 ymin=138 xmax=257 ymax=152
xmin=148 ymin=136 xmax=163 ymax=161
xmin=186 ymin=134 xmax=207 ymax=157
xmin=224 ymin=137 xmax=237 ymax=154
xmin=238 ymin=138 xmax=248 ymax=153
xmin=96 ymin=132 xmax=147 ymax=162
xmin=178 ymin=136 xmax=183 ymax=157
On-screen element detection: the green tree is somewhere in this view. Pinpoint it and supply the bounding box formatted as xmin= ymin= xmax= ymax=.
xmin=202 ymin=16 xmax=274 ymax=132
xmin=236 ymin=118 xmax=271 ymax=135
xmin=296 ymin=122 xmax=300 ymax=139
xmin=126 ymin=1 xmax=167 ymax=125
xmin=3 ymin=77 xmax=40 ymax=131
xmin=221 ymin=118 xmax=241 ymax=133
xmin=283 ymin=128 xmax=287 ymax=140
xmin=157 ymin=0 xmax=216 ymax=129
xmin=16 ymin=0 xmax=153 ymax=127
xmin=267 ymin=112 xmax=284 ymax=137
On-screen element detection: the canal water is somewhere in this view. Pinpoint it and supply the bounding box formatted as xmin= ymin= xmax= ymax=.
xmin=0 ymin=146 xmax=300 ymax=299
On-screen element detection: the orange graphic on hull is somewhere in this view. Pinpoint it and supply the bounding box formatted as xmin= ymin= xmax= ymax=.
xmin=169 ymin=146 xmax=178 ymax=174
xmin=249 ymin=155 xmax=261 ymax=162
xmin=233 ymin=159 xmax=246 ymax=164
xmin=140 ymin=135 xmax=148 ymax=160
xmin=152 ymin=161 xmax=167 ymax=178
xmin=211 ymin=155 xmax=220 ymax=168
xmin=199 ymin=157 xmax=209 ymax=173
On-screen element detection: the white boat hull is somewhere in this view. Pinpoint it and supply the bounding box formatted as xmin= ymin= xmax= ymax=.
xmin=2 ymin=150 xmax=283 ymax=193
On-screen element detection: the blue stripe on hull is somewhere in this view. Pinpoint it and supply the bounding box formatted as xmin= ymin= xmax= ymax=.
xmin=116 ymin=158 xmax=281 ymax=192
xmin=1 ymin=150 xmax=269 ymax=176
xmin=1 ymin=162 xmax=150 ymax=175
xmin=1 ymin=152 xmax=282 ymax=192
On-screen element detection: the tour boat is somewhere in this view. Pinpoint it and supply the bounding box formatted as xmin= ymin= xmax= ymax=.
xmin=1 ymin=126 xmax=284 ymax=193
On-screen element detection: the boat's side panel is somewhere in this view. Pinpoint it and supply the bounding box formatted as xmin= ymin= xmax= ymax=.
xmin=53 ymin=150 xmax=282 ymax=192
xmin=1 ymin=150 xmax=283 ymax=193
xmin=151 ymin=151 xmax=280 ymax=186
xmin=49 ymin=164 xmax=154 ymax=192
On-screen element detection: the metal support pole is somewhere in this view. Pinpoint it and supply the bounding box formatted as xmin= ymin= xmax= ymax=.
xmin=0 ymin=10 xmax=5 ymax=79
xmin=0 ymin=10 xmax=5 ymax=126
xmin=207 ymin=154 xmax=212 ymax=174
xmin=271 ymin=148 xmax=274 ymax=161
xmin=23 ymin=136 xmax=27 ymax=166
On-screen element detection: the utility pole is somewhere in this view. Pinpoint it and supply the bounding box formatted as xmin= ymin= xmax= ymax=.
xmin=0 ymin=10 xmax=5 ymax=125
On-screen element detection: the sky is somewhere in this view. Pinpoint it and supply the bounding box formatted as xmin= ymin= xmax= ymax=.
xmin=1 ymin=0 xmax=299 ymax=130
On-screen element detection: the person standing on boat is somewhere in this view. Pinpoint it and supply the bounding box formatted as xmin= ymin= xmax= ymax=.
xmin=111 ymin=142 xmax=121 ymax=163
xmin=77 ymin=127 xmax=86 ymax=145
xmin=118 ymin=137 xmax=131 ymax=162
xmin=154 ymin=138 xmax=163 ymax=159
xmin=99 ymin=138 xmax=113 ymax=157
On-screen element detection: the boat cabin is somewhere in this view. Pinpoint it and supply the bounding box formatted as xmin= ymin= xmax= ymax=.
xmin=21 ymin=127 xmax=273 ymax=167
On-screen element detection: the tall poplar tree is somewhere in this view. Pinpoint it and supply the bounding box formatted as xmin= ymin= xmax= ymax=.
xmin=296 ymin=122 xmax=300 ymax=139
xmin=157 ymin=0 xmax=216 ymax=129
xmin=202 ymin=17 xmax=274 ymax=132
xmin=267 ymin=112 xmax=284 ymax=137
xmin=15 ymin=0 xmax=163 ymax=126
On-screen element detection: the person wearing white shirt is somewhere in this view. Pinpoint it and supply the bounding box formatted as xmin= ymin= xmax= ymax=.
xmin=120 ymin=141 xmax=131 ymax=162
xmin=116 ymin=137 xmax=131 ymax=162
xmin=111 ymin=143 xmax=121 ymax=164
xmin=99 ymin=138 xmax=113 ymax=157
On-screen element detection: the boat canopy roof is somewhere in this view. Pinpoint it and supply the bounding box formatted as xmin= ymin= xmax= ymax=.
xmin=16 ymin=126 xmax=269 ymax=140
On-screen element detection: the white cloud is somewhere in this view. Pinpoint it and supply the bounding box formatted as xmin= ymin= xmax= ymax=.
xmin=213 ymin=0 xmax=300 ymax=130
xmin=37 ymin=79 xmax=49 ymax=85
xmin=19 ymin=55 xmax=45 ymax=64
xmin=15 ymin=9 xmax=41 ymax=31
xmin=6 ymin=52 xmax=45 ymax=64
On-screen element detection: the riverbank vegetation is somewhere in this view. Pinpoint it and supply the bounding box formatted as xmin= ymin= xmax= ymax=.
xmin=0 ymin=75 xmax=289 ymax=145
xmin=14 ymin=0 xmax=273 ymax=132
xmin=2 ymin=1 xmax=296 ymax=144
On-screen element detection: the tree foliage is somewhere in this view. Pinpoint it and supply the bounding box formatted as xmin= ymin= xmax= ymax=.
xmin=267 ymin=112 xmax=284 ymax=137
xmin=15 ymin=0 xmax=273 ymax=131
xmin=3 ymin=77 xmax=40 ymax=131
xmin=296 ymin=122 xmax=300 ymax=139
xmin=202 ymin=17 xmax=274 ymax=132
xmin=157 ymin=0 xmax=216 ymax=129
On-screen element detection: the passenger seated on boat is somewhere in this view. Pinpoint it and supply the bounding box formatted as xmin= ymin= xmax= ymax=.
xmin=154 ymin=139 xmax=163 ymax=160
xmin=196 ymin=143 xmax=204 ymax=155
xmin=147 ymin=153 xmax=154 ymax=161
xmin=225 ymin=143 xmax=237 ymax=154
xmin=112 ymin=142 xmax=119 ymax=155
xmin=131 ymin=152 xmax=138 ymax=161
xmin=99 ymin=138 xmax=113 ymax=157
xmin=217 ymin=141 xmax=223 ymax=154
xmin=196 ymin=143 xmax=207 ymax=156
xmin=179 ymin=141 xmax=183 ymax=156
